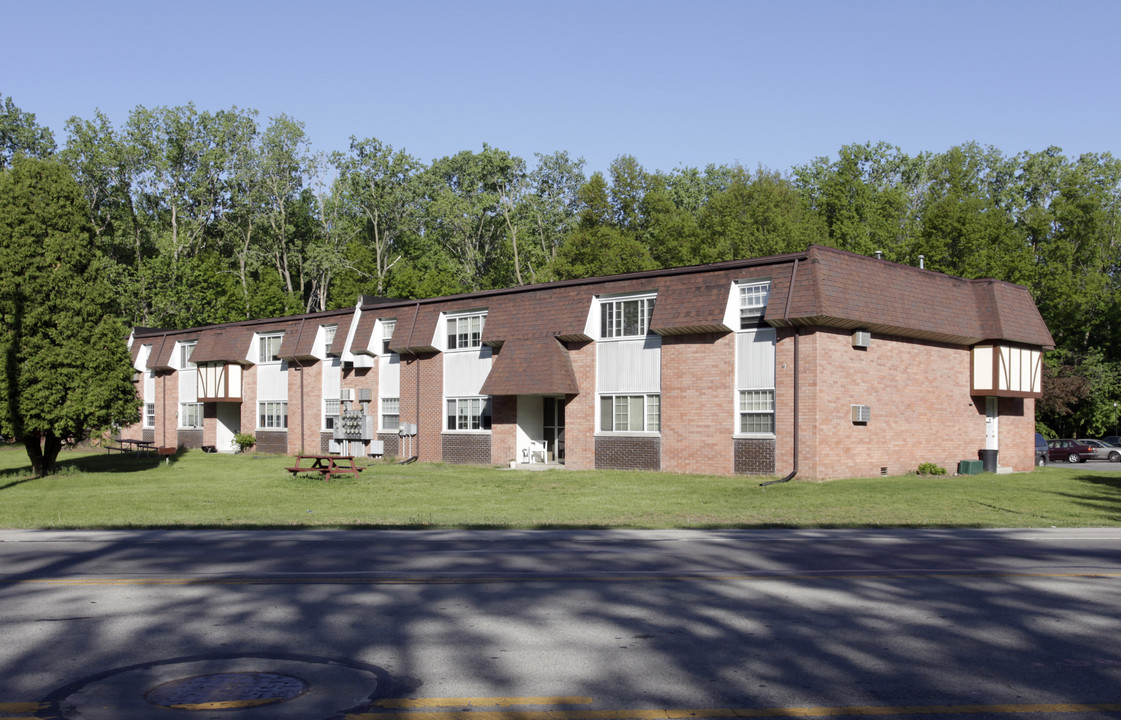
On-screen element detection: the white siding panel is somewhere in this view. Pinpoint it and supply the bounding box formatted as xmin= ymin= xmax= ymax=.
xmin=258 ymin=363 xmax=289 ymax=399
xmin=736 ymin=328 xmax=776 ymax=389
xmin=444 ymin=346 xmax=493 ymax=396
xmin=380 ymin=354 xmax=401 ymax=397
xmin=597 ymin=337 xmax=661 ymax=393
xmin=179 ymin=368 xmax=198 ymax=403
xmin=322 ymin=357 xmax=341 ymax=399
xmin=973 ymin=345 xmax=993 ymax=392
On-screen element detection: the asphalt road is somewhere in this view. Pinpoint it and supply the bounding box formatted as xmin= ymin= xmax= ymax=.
xmin=1 ymin=528 xmax=1120 ymax=719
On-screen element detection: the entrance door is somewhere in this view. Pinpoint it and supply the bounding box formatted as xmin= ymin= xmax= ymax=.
xmin=216 ymin=403 xmax=240 ymax=454
xmin=544 ymin=397 xmax=565 ymax=462
xmin=985 ymin=397 xmax=999 ymax=451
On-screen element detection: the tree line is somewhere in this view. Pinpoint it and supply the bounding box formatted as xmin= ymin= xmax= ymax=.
xmin=3 ymin=93 xmax=1119 ymax=440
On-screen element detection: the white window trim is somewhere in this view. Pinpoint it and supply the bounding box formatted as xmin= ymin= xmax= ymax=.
xmin=257 ymin=401 xmax=289 ymax=430
xmin=444 ymin=311 xmax=487 ymax=352
xmin=179 ymin=341 xmax=197 ymax=370
xmin=598 ymin=292 xmax=657 ymax=341
xmin=324 ymin=398 xmax=340 ymax=431
xmin=178 ymin=402 xmax=204 ymax=429
xmin=736 ymin=388 xmax=775 ymax=436
xmin=380 ymin=397 xmax=400 ymax=432
xmin=379 ymin=319 xmax=397 ymax=356
xmin=597 ymin=393 xmax=661 ymax=435
xmin=258 ymin=334 xmax=284 ymax=364
xmin=738 ymin=279 xmax=771 ymax=329
xmin=143 ymin=403 xmax=156 ymax=428
xmin=444 ymin=396 xmax=492 ymax=432
xmin=734 ymin=324 xmax=777 ymax=439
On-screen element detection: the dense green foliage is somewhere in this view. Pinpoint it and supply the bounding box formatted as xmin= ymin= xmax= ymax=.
xmin=0 ymin=447 xmax=1117 ymax=528
xmin=0 ymin=157 xmax=139 ymax=475
xmin=2 ymin=93 xmax=1120 ymax=439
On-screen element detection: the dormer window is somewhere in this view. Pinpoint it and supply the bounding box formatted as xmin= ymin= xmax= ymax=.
xmin=180 ymin=341 xmax=197 ymax=369
xmin=323 ymin=325 xmax=337 ymax=350
xmin=259 ymin=334 xmax=283 ymax=363
xmin=381 ymin=319 xmax=397 ymax=355
xmin=739 ymin=280 xmax=771 ymax=329
xmin=447 ymin=313 xmax=485 ymax=350
xmin=600 ymin=294 xmax=655 ymax=339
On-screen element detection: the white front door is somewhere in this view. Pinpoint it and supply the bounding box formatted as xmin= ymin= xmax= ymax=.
xmin=216 ymin=403 xmax=239 ymax=454
xmin=985 ymin=397 xmax=999 ymax=451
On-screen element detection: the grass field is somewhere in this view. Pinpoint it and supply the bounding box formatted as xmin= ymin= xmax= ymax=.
xmin=1 ymin=444 xmax=1119 ymax=529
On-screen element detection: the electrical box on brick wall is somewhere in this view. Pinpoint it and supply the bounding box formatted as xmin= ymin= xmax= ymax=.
xmin=334 ymin=412 xmax=373 ymax=440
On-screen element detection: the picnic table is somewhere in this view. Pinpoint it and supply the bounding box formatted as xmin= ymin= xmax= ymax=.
xmin=285 ymin=454 xmax=364 ymax=482
xmin=105 ymin=438 xmax=156 ymax=457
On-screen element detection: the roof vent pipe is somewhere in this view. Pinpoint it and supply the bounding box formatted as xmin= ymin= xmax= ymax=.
xmin=874 ymin=250 xmax=883 ymax=260
xmin=919 ymin=255 xmax=925 ymax=270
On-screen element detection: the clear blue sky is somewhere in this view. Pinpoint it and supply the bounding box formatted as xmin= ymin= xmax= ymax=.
xmin=3 ymin=0 xmax=1118 ymax=176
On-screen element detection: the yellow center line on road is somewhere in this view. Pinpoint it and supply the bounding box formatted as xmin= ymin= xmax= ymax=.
xmin=6 ymin=571 xmax=1121 ymax=587
xmin=375 ymin=698 xmax=594 ymax=709
xmin=0 ymin=701 xmax=45 ymax=719
xmin=347 ymin=701 xmax=1121 ymax=720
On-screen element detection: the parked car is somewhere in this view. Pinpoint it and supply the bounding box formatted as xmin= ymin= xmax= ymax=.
xmin=1046 ymin=439 xmax=1096 ymax=463
xmin=1035 ymin=433 xmax=1048 ymax=466
xmin=1078 ymin=438 xmax=1121 ymax=462
xmin=1102 ymin=436 xmax=1121 ymax=447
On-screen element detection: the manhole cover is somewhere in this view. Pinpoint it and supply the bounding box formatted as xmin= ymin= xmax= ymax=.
xmin=145 ymin=672 xmax=308 ymax=710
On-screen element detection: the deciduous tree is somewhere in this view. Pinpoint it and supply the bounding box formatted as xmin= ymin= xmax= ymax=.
xmin=0 ymin=158 xmax=138 ymax=476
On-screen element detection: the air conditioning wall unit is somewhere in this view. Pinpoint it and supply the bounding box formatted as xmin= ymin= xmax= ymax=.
xmin=340 ymin=388 xmax=353 ymax=401
xmin=357 ymin=388 xmax=372 ymax=402
xmin=852 ymin=330 xmax=871 ymax=348
xmin=851 ymin=404 xmax=871 ymax=423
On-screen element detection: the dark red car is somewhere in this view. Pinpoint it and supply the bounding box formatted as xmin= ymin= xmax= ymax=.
xmin=1046 ymin=439 xmax=1095 ymax=463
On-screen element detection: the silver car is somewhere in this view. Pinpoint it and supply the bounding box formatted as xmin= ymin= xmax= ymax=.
xmin=1076 ymin=439 xmax=1121 ymax=462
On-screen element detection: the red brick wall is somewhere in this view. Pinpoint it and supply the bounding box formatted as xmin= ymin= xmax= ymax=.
xmin=999 ymin=396 xmax=1036 ymax=471
xmin=398 ymin=353 xmax=443 ymax=462
xmin=565 ymin=341 xmax=596 ymax=470
xmin=491 ymin=395 xmax=517 ymax=465
xmin=799 ymin=327 xmax=994 ymax=480
xmin=241 ymin=365 xmax=258 ymax=449
xmin=286 ymin=361 xmax=322 ymax=455
xmin=661 ymin=333 xmax=735 ymax=475
xmin=774 ymin=328 xmax=797 ymax=477
xmin=155 ymin=371 xmax=179 ymax=449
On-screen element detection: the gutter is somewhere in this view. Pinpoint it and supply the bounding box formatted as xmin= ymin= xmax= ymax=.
xmin=761 ymin=258 xmax=800 ymax=487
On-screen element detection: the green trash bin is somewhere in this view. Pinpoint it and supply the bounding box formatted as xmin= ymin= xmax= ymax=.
xmin=958 ymin=459 xmax=983 ymax=475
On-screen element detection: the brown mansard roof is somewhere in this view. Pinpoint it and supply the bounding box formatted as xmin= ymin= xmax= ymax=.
xmin=768 ymin=245 xmax=1055 ymax=348
xmin=132 ymin=245 xmax=1054 ymax=372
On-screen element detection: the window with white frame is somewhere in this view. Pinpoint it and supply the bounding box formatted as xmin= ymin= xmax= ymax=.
xmin=324 ymin=398 xmax=340 ymax=430
xmin=180 ymin=341 xmax=197 ymax=369
xmin=739 ymin=280 xmax=771 ymax=329
xmin=381 ymin=397 xmax=400 ymax=431
xmin=599 ymin=394 xmax=660 ymax=432
xmin=446 ymin=313 xmax=485 ymax=350
xmin=381 ymin=319 xmax=396 ymax=355
xmin=600 ymin=295 xmax=655 ymax=339
xmin=735 ymin=327 xmax=776 ymax=435
xmin=144 ymin=403 xmax=156 ymax=428
xmin=179 ymin=402 xmax=203 ymax=429
xmin=738 ymin=390 xmax=775 ymax=434
xmin=258 ymin=401 xmax=288 ymax=429
xmin=259 ymin=334 xmax=283 ymax=363
xmin=322 ymin=325 xmax=337 ymax=352
xmin=446 ymin=397 xmax=491 ymax=430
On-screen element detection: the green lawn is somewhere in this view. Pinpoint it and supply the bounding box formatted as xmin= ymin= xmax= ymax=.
xmin=1 ymin=445 xmax=1119 ymax=529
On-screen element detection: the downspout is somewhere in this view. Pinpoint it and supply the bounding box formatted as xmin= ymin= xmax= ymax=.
xmin=403 ymin=302 xmax=421 ymax=463
xmin=292 ymin=319 xmax=306 ymax=455
xmin=761 ymin=259 xmax=799 ymax=486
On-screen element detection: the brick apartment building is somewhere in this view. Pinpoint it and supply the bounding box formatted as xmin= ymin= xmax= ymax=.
xmin=124 ymin=245 xmax=1054 ymax=480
